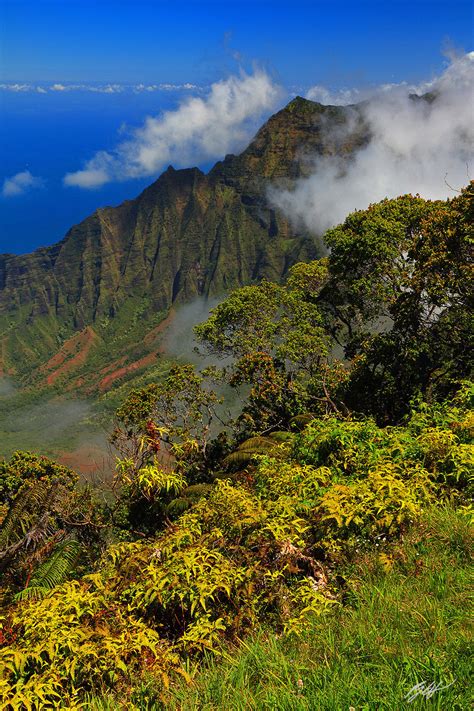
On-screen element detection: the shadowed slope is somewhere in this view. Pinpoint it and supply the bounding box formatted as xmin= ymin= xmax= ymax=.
xmin=0 ymin=98 xmax=365 ymax=389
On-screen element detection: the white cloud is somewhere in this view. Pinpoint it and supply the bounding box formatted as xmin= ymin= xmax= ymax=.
xmin=133 ymin=82 xmax=199 ymax=93
xmin=0 ymin=83 xmax=32 ymax=92
xmin=48 ymin=83 xmax=123 ymax=92
xmin=2 ymin=170 xmax=44 ymax=197
xmin=86 ymin=84 xmax=124 ymax=94
xmin=64 ymin=69 xmax=282 ymax=188
xmin=272 ymin=52 xmax=474 ymax=235
xmin=0 ymin=81 xmax=202 ymax=95
xmin=306 ymin=85 xmax=365 ymax=106
xmin=305 ymin=81 xmax=414 ymax=106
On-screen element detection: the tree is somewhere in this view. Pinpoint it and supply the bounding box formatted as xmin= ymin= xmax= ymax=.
xmin=322 ymin=183 xmax=473 ymax=421
xmin=196 ymin=184 xmax=473 ymax=428
xmin=195 ymin=259 xmax=349 ymax=434
xmin=110 ymin=364 xmax=224 ymax=532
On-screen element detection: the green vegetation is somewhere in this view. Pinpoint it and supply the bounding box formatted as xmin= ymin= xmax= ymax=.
xmin=0 ymin=187 xmax=472 ymax=709
xmin=162 ymin=505 xmax=472 ymax=710
xmin=0 ymin=452 xmax=103 ymax=604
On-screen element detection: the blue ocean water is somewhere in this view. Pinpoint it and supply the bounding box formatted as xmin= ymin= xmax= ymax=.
xmin=0 ymin=89 xmax=204 ymax=255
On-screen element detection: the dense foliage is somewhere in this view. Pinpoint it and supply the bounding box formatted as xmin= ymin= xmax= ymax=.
xmin=0 ymin=188 xmax=472 ymax=708
xmin=165 ymin=504 xmax=472 ymax=710
xmin=323 ymin=185 xmax=473 ymax=419
xmin=197 ymin=183 xmax=473 ymax=424
xmin=0 ymin=453 xmax=103 ymax=604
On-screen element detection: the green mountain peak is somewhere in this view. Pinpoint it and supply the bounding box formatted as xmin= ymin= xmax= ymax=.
xmin=0 ymin=97 xmax=365 ymax=393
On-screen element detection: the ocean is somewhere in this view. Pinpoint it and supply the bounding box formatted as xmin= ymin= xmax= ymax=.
xmin=0 ymin=87 xmax=201 ymax=255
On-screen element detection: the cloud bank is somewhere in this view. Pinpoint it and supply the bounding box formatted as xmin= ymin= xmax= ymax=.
xmin=0 ymin=82 xmax=201 ymax=94
xmin=272 ymin=52 xmax=474 ymax=235
xmin=305 ymin=81 xmax=416 ymax=106
xmin=2 ymin=170 xmax=43 ymax=197
xmin=64 ymin=70 xmax=282 ymax=188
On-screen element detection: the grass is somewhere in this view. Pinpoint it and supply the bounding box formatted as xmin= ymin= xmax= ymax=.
xmin=90 ymin=504 xmax=472 ymax=710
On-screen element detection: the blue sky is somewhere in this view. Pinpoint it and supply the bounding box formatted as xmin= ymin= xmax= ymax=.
xmin=0 ymin=0 xmax=472 ymax=254
xmin=2 ymin=0 xmax=472 ymax=87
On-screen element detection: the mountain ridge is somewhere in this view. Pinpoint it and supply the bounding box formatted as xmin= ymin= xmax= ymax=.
xmin=0 ymin=97 xmax=366 ymax=390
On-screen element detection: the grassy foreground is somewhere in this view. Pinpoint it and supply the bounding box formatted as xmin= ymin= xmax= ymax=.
xmin=92 ymin=505 xmax=472 ymax=710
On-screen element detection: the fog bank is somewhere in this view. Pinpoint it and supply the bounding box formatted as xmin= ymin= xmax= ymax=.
xmin=271 ymin=52 xmax=473 ymax=235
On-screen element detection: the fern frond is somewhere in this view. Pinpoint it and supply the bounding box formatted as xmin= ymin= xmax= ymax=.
xmin=290 ymin=414 xmax=315 ymax=431
xmin=14 ymin=585 xmax=50 ymax=601
xmin=181 ymin=484 xmax=213 ymax=499
xmin=268 ymin=431 xmax=293 ymax=442
xmin=16 ymin=537 xmax=80 ymax=600
xmin=0 ymin=480 xmax=53 ymax=548
xmin=166 ymin=497 xmax=192 ymax=517
xmin=223 ymin=451 xmax=253 ymax=466
xmin=236 ymin=437 xmax=276 ymax=451
xmin=223 ymin=436 xmax=280 ymax=468
xmin=166 ymin=485 xmax=214 ymax=517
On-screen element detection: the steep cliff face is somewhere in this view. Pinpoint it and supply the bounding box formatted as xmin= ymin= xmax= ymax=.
xmin=0 ymin=97 xmax=365 ymax=389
